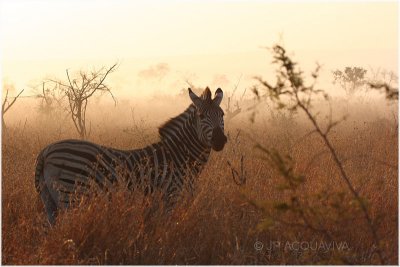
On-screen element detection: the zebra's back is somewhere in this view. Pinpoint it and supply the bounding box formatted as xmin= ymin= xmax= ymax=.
xmin=36 ymin=139 xmax=134 ymax=201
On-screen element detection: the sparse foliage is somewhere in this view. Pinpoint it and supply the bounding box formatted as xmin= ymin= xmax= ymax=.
xmin=253 ymin=45 xmax=386 ymax=264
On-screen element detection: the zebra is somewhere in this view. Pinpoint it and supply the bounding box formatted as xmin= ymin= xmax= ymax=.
xmin=35 ymin=87 xmax=227 ymax=225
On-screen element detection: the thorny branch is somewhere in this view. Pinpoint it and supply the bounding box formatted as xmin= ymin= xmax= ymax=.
xmin=253 ymin=44 xmax=386 ymax=264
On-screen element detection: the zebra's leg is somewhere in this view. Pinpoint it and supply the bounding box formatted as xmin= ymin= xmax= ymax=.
xmin=40 ymin=166 xmax=64 ymax=225
xmin=40 ymin=182 xmax=58 ymax=226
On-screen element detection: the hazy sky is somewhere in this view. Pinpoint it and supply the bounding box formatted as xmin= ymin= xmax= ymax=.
xmin=0 ymin=0 xmax=398 ymax=97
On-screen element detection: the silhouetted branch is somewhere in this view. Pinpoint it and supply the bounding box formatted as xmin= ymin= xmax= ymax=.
xmin=369 ymin=82 xmax=398 ymax=100
xmin=2 ymin=88 xmax=24 ymax=129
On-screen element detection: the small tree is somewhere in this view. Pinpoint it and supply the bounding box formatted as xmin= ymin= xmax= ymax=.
xmin=2 ymin=88 xmax=24 ymax=130
xmin=332 ymin=67 xmax=367 ymax=95
xmin=51 ymin=63 xmax=117 ymax=139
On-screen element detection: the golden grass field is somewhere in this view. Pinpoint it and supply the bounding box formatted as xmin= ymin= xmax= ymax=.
xmin=1 ymin=94 xmax=398 ymax=264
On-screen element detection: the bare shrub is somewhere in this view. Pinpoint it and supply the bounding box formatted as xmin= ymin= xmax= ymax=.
xmin=49 ymin=63 xmax=118 ymax=139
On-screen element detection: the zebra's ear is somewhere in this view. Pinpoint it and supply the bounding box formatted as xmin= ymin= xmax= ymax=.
xmin=213 ymin=88 xmax=223 ymax=106
xmin=202 ymin=87 xmax=212 ymax=102
xmin=188 ymin=88 xmax=202 ymax=107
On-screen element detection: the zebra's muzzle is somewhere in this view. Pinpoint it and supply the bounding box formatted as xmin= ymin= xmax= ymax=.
xmin=211 ymin=127 xmax=227 ymax=151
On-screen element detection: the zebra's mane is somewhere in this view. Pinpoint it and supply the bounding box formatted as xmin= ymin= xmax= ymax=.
xmin=158 ymin=104 xmax=196 ymax=141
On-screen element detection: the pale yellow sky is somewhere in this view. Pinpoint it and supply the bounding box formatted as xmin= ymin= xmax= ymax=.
xmin=0 ymin=0 xmax=398 ymax=97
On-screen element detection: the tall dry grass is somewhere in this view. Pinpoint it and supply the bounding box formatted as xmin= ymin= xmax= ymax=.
xmin=1 ymin=94 xmax=398 ymax=264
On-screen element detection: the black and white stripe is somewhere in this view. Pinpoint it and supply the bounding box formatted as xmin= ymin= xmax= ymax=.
xmin=35 ymin=87 xmax=227 ymax=224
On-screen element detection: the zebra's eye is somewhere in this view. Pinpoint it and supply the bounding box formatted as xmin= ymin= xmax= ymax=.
xmin=199 ymin=113 xmax=205 ymax=119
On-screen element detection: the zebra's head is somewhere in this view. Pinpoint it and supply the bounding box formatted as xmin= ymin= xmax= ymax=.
xmin=189 ymin=87 xmax=227 ymax=151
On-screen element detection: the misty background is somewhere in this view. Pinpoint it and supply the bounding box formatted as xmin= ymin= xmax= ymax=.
xmin=1 ymin=1 xmax=397 ymax=99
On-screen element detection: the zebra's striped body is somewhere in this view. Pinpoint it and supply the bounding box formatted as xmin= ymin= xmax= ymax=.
xmin=35 ymin=87 xmax=226 ymax=225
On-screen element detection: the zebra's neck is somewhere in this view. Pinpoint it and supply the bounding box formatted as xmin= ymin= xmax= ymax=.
xmin=158 ymin=104 xmax=211 ymax=166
